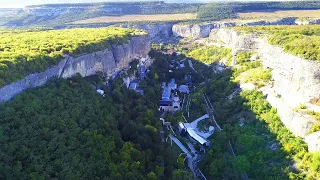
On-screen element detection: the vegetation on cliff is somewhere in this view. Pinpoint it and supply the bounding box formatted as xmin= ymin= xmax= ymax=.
xmin=0 ymin=27 xmax=144 ymax=88
xmin=187 ymin=45 xmax=232 ymax=65
xmin=234 ymin=25 xmax=320 ymax=61
xmin=185 ymin=45 xmax=320 ymax=179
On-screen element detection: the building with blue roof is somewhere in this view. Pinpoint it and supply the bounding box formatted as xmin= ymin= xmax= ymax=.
xmin=161 ymin=87 xmax=171 ymax=101
xmin=168 ymin=78 xmax=177 ymax=90
xmin=178 ymin=85 xmax=190 ymax=94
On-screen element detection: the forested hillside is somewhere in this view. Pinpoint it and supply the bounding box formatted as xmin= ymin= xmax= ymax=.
xmin=0 ymin=27 xmax=144 ymax=88
xmin=2 ymin=1 xmax=320 ymax=27
xmin=1 ymin=2 xmax=200 ymax=27
xmin=197 ymin=1 xmax=320 ymax=21
xmin=0 ymin=74 xmax=177 ymax=179
xmin=234 ymin=25 xmax=320 ymax=61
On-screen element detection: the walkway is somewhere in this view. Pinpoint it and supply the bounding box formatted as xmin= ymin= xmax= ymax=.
xmin=169 ymin=134 xmax=191 ymax=155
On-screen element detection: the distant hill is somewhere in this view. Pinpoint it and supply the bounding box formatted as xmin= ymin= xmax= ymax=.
xmin=0 ymin=2 xmax=200 ymax=27
xmin=1 ymin=1 xmax=320 ymax=28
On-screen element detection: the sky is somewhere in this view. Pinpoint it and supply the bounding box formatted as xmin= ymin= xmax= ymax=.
xmin=0 ymin=0 xmax=290 ymax=8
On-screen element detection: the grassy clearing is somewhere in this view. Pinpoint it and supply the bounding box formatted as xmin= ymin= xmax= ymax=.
xmin=72 ymin=13 xmax=197 ymax=24
xmin=238 ymin=10 xmax=320 ymax=19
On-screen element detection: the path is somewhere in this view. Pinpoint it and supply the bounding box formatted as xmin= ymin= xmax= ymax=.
xmin=203 ymin=93 xmax=222 ymax=131
xmin=169 ymin=134 xmax=191 ymax=155
xmin=187 ymin=142 xmax=197 ymax=154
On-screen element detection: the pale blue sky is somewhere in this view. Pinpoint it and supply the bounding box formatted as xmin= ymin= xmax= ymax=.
xmin=0 ymin=0 xmax=287 ymax=8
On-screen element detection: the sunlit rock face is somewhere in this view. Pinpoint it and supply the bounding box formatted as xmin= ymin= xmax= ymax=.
xmin=210 ymin=29 xmax=320 ymax=106
xmin=210 ymin=28 xmax=320 ymax=151
xmin=295 ymin=18 xmax=320 ymax=25
xmin=172 ymin=23 xmax=235 ymax=39
xmin=306 ymin=132 xmax=320 ymax=152
xmin=0 ymin=34 xmax=151 ymax=102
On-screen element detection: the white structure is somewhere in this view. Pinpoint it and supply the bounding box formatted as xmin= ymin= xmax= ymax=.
xmin=172 ymin=93 xmax=181 ymax=111
xmin=96 ymin=89 xmax=105 ymax=97
xmin=179 ymin=114 xmax=214 ymax=146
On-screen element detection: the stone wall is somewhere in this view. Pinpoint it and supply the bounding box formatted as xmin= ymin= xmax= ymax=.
xmin=0 ymin=34 xmax=151 ymax=102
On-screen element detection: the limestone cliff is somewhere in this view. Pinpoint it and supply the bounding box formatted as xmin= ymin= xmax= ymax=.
xmin=0 ymin=34 xmax=151 ymax=102
xmin=172 ymin=23 xmax=235 ymax=39
xmin=210 ymin=28 xmax=320 ymax=151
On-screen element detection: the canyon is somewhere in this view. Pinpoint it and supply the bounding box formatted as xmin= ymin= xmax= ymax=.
xmin=1 ymin=20 xmax=320 ymax=152
xmin=126 ymin=21 xmax=320 ymax=152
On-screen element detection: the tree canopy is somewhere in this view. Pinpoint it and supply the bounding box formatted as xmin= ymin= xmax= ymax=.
xmin=0 ymin=27 xmax=144 ymax=87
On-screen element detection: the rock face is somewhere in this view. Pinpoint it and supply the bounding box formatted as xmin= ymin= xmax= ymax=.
xmin=295 ymin=18 xmax=320 ymax=25
xmin=210 ymin=29 xmax=320 ymax=105
xmin=305 ymin=132 xmax=320 ymax=152
xmin=210 ymin=28 xmax=320 ymax=151
xmin=267 ymin=94 xmax=317 ymax=138
xmin=172 ymin=23 xmax=235 ymax=39
xmin=240 ymin=17 xmax=297 ymax=26
xmin=0 ymin=34 xmax=151 ymax=102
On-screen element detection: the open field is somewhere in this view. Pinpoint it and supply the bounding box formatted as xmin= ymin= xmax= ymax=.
xmin=238 ymin=10 xmax=320 ymax=19
xmin=72 ymin=13 xmax=197 ymax=24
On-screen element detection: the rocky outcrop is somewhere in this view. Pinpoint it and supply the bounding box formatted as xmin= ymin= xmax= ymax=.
xmin=305 ymin=132 xmax=320 ymax=152
xmin=0 ymin=34 xmax=151 ymax=102
xmin=295 ymin=18 xmax=320 ymax=25
xmin=210 ymin=28 xmax=320 ymax=151
xmin=210 ymin=29 xmax=320 ymax=106
xmin=267 ymin=93 xmax=317 ymax=138
xmin=172 ymin=23 xmax=235 ymax=39
xmin=240 ymin=17 xmax=297 ymax=26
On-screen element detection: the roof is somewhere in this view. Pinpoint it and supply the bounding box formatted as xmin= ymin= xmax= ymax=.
xmin=162 ymin=87 xmax=171 ymax=100
xmin=129 ymin=82 xmax=138 ymax=89
xmin=186 ymin=128 xmax=207 ymax=145
xmin=96 ymin=89 xmax=104 ymax=95
xmin=161 ymin=82 xmax=166 ymax=88
xmin=179 ymin=122 xmax=185 ymax=129
xmin=168 ymin=80 xmax=177 ymax=89
xmin=160 ymin=100 xmax=173 ymax=106
xmin=178 ymin=85 xmax=189 ymax=94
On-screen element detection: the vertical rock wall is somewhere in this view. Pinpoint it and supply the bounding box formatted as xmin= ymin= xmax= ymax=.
xmin=210 ymin=28 xmax=320 ymax=151
xmin=0 ymin=35 xmax=151 ymax=102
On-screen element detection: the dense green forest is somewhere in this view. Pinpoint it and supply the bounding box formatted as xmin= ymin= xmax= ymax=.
xmin=197 ymin=4 xmax=235 ymax=20
xmin=234 ymin=25 xmax=320 ymax=61
xmin=196 ymin=1 xmax=320 ymax=21
xmin=187 ymin=45 xmax=232 ymax=64
xmin=0 ymin=27 xmax=144 ymax=87
xmin=0 ymin=72 xmax=178 ymax=179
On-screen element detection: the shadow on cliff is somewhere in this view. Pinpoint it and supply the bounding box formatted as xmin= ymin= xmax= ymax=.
xmin=180 ymin=56 xmax=302 ymax=179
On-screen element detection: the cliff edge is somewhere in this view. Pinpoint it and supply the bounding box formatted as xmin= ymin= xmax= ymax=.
xmin=0 ymin=34 xmax=151 ymax=102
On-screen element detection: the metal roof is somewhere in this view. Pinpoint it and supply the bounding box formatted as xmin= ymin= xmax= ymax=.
xmin=186 ymin=128 xmax=207 ymax=145
xmin=162 ymin=87 xmax=171 ymax=100
xmin=159 ymin=100 xmax=173 ymax=106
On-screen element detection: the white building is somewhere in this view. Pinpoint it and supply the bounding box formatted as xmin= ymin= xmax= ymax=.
xmin=179 ymin=114 xmax=214 ymax=146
